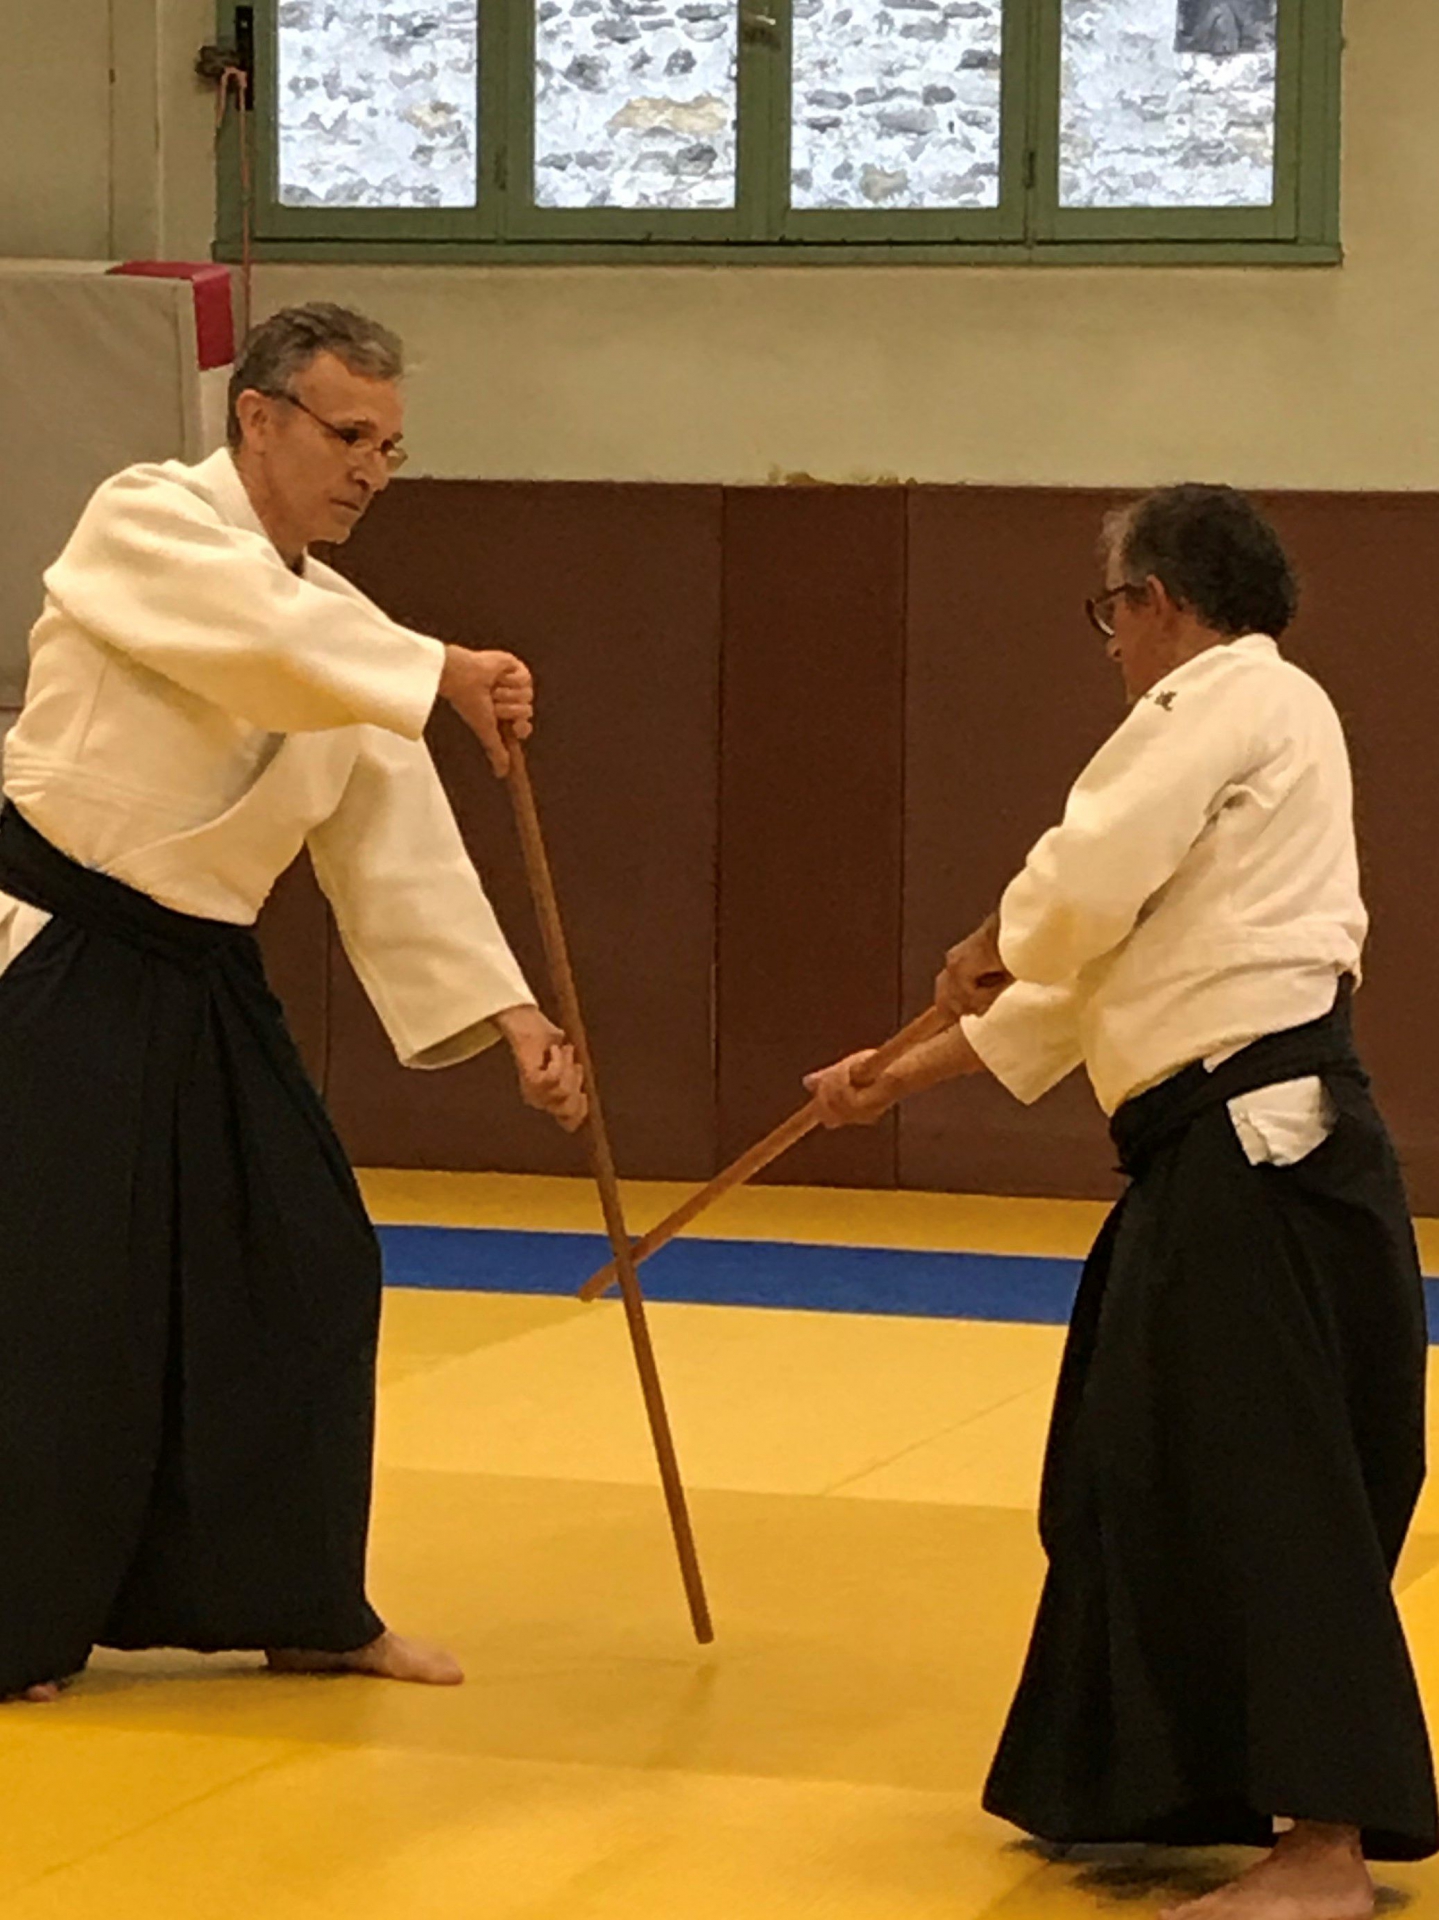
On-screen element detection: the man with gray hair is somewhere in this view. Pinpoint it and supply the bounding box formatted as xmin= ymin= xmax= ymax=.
xmin=0 ymin=302 xmax=584 ymax=1699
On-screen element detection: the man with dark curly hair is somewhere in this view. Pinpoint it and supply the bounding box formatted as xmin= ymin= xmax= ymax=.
xmin=807 ymin=485 xmax=1437 ymax=1919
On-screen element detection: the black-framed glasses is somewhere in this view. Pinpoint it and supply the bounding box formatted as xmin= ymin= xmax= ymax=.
xmin=269 ymin=389 xmax=409 ymax=472
xmin=1085 ymin=582 xmax=1143 ymax=640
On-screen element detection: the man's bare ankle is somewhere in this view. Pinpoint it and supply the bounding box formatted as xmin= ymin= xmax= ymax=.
xmin=265 ymin=1631 xmax=462 ymax=1686
xmin=1280 ymin=1821 xmax=1365 ymax=1858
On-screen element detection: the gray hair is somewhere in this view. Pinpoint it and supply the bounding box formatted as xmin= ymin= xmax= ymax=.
xmin=1101 ymin=484 xmax=1298 ymax=639
xmin=227 ymin=302 xmax=404 ymax=448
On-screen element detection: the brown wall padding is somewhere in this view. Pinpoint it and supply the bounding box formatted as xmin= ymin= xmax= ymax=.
xmin=255 ymin=481 xmax=1439 ymax=1213
xmin=317 ymin=482 xmax=723 ymax=1180
xmin=1256 ymin=494 xmax=1439 ymax=1208
xmin=900 ymin=489 xmax=1439 ymax=1206
xmin=717 ymin=489 xmax=906 ymax=1186
xmin=900 ymin=489 xmax=1126 ymax=1201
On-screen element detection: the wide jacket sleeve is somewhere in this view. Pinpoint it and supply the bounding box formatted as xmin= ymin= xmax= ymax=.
xmin=43 ymin=465 xmax=444 ymax=736
xmin=306 ymin=727 xmax=536 ymax=1069
xmin=961 ymin=980 xmax=1085 ymax=1105
xmin=997 ymin=669 xmax=1261 ymax=985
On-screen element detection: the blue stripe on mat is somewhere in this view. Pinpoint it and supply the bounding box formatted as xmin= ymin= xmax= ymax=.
xmin=379 ymin=1225 xmax=1076 ymax=1324
xmin=379 ymin=1224 xmax=1439 ymax=1339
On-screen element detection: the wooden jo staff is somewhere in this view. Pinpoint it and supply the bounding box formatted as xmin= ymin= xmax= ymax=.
xmin=501 ymin=728 xmax=713 ymax=1645
xmin=578 ymin=1002 xmax=955 ymax=1303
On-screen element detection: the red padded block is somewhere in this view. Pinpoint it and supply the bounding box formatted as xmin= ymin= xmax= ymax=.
xmin=108 ymin=261 xmax=236 ymax=370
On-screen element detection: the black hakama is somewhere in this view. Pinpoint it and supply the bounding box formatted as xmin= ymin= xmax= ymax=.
xmin=0 ymin=803 xmax=384 ymax=1695
xmin=983 ymin=988 xmax=1439 ymax=1861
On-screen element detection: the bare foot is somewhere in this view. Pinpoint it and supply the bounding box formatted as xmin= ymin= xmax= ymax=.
xmin=1160 ymin=1824 xmax=1374 ymax=1920
xmin=265 ymin=1630 xmax=463 ymax=1686
xmin=4 ymin=1681 xmax=64 ymax=1703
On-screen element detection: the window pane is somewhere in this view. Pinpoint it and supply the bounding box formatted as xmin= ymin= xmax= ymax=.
xmin=277 ymin=1 xmax=480 ymax=208
xmin=534 ymin=0 xmax=739 ymax=208
xmin=791 ymin=0 xmax=1003 ymax=211
xmin=1061 ymin=0 xmax=1277 ymax=210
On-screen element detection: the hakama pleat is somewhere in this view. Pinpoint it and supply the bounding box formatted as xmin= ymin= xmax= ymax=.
xmin=0 ymin=805 xmax=384 ymax=1695
xmin=983 ymin=997 xmax=1439 ymax=1861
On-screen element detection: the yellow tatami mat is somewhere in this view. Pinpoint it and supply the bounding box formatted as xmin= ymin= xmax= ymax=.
xmin=356 ymin=1168 xmax=1115 ymax=1258
xmin=6 ymin=1178 xmax=1439 ymax=1918
xmin=357 ymin=1166 xmax=1439 ymax=1271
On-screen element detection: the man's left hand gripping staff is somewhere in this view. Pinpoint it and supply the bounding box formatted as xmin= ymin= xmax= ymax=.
xmin=494 ymin=1005 xmax=588 ymax=1133
xmin=802 ymin=911 xmax=1011 ymax=1130
xmin=438 ymin=645 xmax=535 ymax=778
xmin=936 ymin=910 xmax=1014 ymax=1021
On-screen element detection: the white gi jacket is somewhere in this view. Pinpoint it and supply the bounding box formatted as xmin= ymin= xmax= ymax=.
xmin=965 ymin=636 xmax=1365 ymax=1152
xmin=0 ymin=448 xmax=534 ymax=1069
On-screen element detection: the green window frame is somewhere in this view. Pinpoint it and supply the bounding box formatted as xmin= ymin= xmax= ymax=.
xmin=216 ymin=0 xmax=1341 ymax=265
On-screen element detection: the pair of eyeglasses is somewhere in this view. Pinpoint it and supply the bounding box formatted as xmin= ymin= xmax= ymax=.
xmin=1084 ymin=581 xmax=1143 ymax=639
xmin=269 ymin=389 xmax=409 ymax=471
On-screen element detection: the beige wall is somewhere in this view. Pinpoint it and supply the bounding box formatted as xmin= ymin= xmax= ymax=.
xmin=0 ymin=0 xmax=215 ymax=263
xmin=0 ymin=0 xmax=113 ymax=257
xmin=251 ymin=0 xmax=1439 ymax=489
xmin=7 ymin=3 xmax=1439 ymax=489
xmin=117 ymin=0 xmax=227 ymax=261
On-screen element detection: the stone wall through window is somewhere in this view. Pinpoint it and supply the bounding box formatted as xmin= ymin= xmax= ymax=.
xmin=1061 ymin=0 xmax=1277 ymax=209
xmin=534 ymin=0 xmax=740 ymax=208
xmin=274 ymin=0 xmax=1284 ymax=217
xmin=277 ymin=0 xmax=481 ymax=209
xmin=790 ymin=0 xmax=1002 ymax=212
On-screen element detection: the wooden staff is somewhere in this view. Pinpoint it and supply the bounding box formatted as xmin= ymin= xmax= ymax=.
xmin=501 ymin=729 xmax=713 ymax=1645
xmin=578 ymin=1002 xmax=953 ymax=1303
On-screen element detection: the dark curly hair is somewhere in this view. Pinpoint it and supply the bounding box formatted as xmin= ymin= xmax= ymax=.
xmin=1105 ymin=484 xmax=1298 ymax=639
xmin=227 ymin=303 xmax=404 ymax=448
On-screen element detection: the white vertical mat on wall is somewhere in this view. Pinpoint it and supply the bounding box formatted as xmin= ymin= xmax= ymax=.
xmin=0 ymin=261 xmax=234 ymax=720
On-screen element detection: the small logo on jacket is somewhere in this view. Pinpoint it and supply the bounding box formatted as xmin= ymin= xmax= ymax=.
xmin=1152 ymin=690 xmax=1178 ymax=711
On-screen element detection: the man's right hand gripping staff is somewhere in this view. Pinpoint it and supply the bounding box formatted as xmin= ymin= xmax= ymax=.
xmin=437 ymin=643 xmax=535 ymax=780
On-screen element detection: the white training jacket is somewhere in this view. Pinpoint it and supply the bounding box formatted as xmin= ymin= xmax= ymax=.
xmin=0 ymin=447 xmax=533 ymax=1069
xmin=964 ymin=635 xmax=1366 ymax=1145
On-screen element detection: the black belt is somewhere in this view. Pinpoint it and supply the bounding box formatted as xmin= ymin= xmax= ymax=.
xmin=1109 ymin=977 xmax=1364 ymax=1180
xmin=0 ymin=801 xmax=259 ymax=975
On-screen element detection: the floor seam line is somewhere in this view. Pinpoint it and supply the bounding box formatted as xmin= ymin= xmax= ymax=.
xmin=819 ymin=1379 xmax=1050 ymax=1496
xmin=0 ymin=1739 xmax=309 ymax=1899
